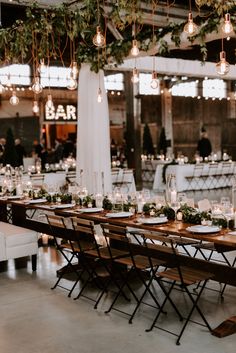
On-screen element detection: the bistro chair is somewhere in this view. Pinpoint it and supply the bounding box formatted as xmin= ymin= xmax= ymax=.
xmin=30 ymin=173 xmax=45 ymax=188
xmin=141 ymin=232 xmax=213 ymax=345
xmin=71 ymin=217 xmax=130 ymax=309
xmin=100 ymin=224 xmax=166 ymax=323
xmin=46 ymin=214 xmax=85 ymax=297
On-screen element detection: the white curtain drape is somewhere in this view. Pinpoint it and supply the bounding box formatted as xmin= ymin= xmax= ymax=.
xmin=76 ymin=63 xmax=112 ymax=194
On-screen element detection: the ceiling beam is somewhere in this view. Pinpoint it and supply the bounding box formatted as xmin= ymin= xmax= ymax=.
xmin=116 ymin=56 xmax=236 ymax=80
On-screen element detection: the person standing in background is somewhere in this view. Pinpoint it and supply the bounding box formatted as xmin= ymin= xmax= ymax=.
xmin=0 ymin=138 xmax=6 ymax=165
xmin=15 ymin=138 xmax=27 ymax=166
xmin=197 ymin=128 xmax=212 ymax=159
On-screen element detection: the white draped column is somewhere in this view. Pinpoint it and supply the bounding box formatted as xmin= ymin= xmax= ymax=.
xmin=76 ymin=63 xmax=112 ymax=194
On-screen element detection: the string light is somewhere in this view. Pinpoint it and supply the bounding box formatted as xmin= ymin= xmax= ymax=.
xmin=131 ymin=67 xmax=139 ymax=84
xmin=184 ymin=12 xmax=198 ymax=36
xmin=67 ymin=71 xmax=77 ymax=90
xmin=216 ymin=38 xmax=230 ymax=76
xmin=93 ymin=25 xmax=106 ymax=47
xmin=46 ymin=94 xmax=54 ymax=109
xmin=9 ymin=90 xmax=19 ymax=105
xmin=32 ymin=76 xmax=43 ymax=94
xmin=32 ymin=100 xmax=39 ymax=114
xmin=222 ymin=13 xmax=233 ymax=34
xmin=150 ymin=71 xmax=159 ymax=89
xmin=131 ymin=39 xmax=139 ymax=56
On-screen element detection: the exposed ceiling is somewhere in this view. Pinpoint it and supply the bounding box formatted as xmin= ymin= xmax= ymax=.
xmin=0 ymin=0 xmax=235 ymax=65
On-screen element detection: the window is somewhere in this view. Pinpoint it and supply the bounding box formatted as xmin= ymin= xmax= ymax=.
xmin=104 ymin=73 xmax=124 ymax=91
xmin=0 ymin=64 xmax=30 ymax=86
xmin=202 ymin=78 xmax=226 ymax=99
xmin=172 ymin=81 xmax=198 ymax=97
xmin=139 ymin=73 xmax=160 ymax=95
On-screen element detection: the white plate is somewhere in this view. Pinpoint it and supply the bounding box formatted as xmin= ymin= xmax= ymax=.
xmin=81 ymin=208 xmax=104 ymax=213
xmin=27 ymin=198 xmax=47 ymax=204
xmin=106 ymin=212 xmax=133 ymax=218
xmin=53 ymin=203 xmax=75 ymax=209
xmin=137 ymin=217 xmax=168 ymax=225
xmin=7 ymin=195 xmax=23 ymax=200
xmin=186 ymin=225 xmax=221 ymax=234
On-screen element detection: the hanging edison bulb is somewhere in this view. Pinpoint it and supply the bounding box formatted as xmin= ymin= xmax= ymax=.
xmin=97 ymin=87 xmax=102 ymax=103
xmin=93 ymin=26 xmax=106 ymax=47
xmin=9 ymin=91 xmax=19 ymax=106
xmin=150 ymin=71 xmax=159 ymax=89
xmin=38 ymin=58 xmax=47 ymax=75
xmin=32 ymin=100 xmax=39 ymax=114
xmin=222 ymin=13 xmax=233 ymax=34
xmin=32 ymin=76 xmax=43 ymax=94
xmin=46 ymin=94 xmax=54 ymax=109
xmin=67 ymin=71 xmax=77 ymax=90
xmin=131 ymin=67 xmax=139 ymax=84
xmin=216 ymin=51 xmax=230 ymax=76
xmin=131 ymin=39 xmax=139 ymax=56
xmin=71 ymin=61 xmax=79 ymax=79
xmin=183 ymin=12 xmax=198 ymax=36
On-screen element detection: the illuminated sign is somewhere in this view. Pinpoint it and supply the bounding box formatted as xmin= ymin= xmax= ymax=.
xmin=45 ymin=104 xmax=77 ymax=122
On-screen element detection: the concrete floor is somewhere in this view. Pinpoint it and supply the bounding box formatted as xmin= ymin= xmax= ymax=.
xmin=0 ymin=246 xmax=236 ymax=353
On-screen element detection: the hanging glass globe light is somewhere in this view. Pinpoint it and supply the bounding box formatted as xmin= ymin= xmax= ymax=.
xmin=183 ymin=12 xmax=198 ymax=36
xmin=46 ymin=94 xmax=54 ymax=109
xmin=93 ymin=26 xmax=106 ymax=47
xmin=9 ymin=91 xmax=19 ymax=106
xmin=150 ymin=71 xmax=159 ymax=89
xmin=131 ymin=39 xmax=139 ymax=56
xmin=131 ymin=67 xmax=139 ymax=84
xmin=32 ymin=76 xmax=43 ymax=94
xmin=221 ymin=13 xmax=233 ymax=34
xmin=97 ymin=87 xmax=102 ymax=103
xmin=216 ymin=51 xmax=230 ymax=76
xmin=67 ymin=71 xmax=77 ymax=90
xmin=32 ymin=100 xmax=39 ymax=114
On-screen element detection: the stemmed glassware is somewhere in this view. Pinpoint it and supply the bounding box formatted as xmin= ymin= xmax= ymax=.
xmin=221 ymin=197 xmax=233 ymax=231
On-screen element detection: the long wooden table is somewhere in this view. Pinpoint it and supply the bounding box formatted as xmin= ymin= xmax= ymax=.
xmin=1 ymin=199 xmax=236 ymax=287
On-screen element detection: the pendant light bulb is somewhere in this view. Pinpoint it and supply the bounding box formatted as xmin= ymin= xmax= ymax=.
xmin=32 ymin=100 xmax=39 ymax=114
xmin=184 ymin=12 xmax=198 ymax=36
xmin=131 ymin=67 xmax=139 ymax=84
xmin=131 ymin=39 xmax=139 ymax=56
xmin=32 ymin=76 xmax=43 ymax=94
xmin=222 ymin=13 xmax=233 ymax=34
xmin=150 ymin=71 xmax=159 ymax=89
xmin=46 ymin=94 xmax=54 ymax=109
xmin=216 ymin=51 xmax=230 ymax=76
xmin=71 ymin=61 xmax=79 ymax=79
xmin=38 ymin=58 xmax=47 ymax=75
xmin=67 ymin=71 xmax=77 ymax=90
xmin=93 ymin=26 xmax=106 ymax=47
xmin=97 ymin=87 xmax=102 ymax=103
xmin=9 ymin=91 xmax=19 ymax=106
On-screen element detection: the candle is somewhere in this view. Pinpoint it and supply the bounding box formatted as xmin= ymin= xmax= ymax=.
xmin=150 ymin=209 xmax=155 ymax=217
xmin=177 ymin=212 xmax=182 ymax=221
xmin=170 ymin=190 xmax=177 ymax=204
xmin=42 ymin=233 xmax=49 ymax=245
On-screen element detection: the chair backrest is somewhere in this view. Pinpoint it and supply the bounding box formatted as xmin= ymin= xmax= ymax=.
xmin=193 ymin=164 xmax=204 ymax=177
xmin=122 ymin=169 xmax=133 ymax=183
xmin=66 ymin=171 xmax=76 ymax=183
xmin=141 ymin=232 xmax=179 ymax=271
xmin=70 ymin=217 xmax=97 ymax=253
xmin=46 ymin=214 xmax=71 ymax=248
xmin=100 ymin=223 xmax=128 ymax=259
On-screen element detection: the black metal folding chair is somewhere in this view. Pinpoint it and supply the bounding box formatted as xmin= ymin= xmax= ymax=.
xmin=101 ymin=224 xmax=166 ymax=322
xmin=46 ymin=214 xmax=85 ymax=297
xmin=142 ymin=233 xmax=213 ymax=345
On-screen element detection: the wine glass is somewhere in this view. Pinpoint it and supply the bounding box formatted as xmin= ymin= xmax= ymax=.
xmin=221 ymin=200 xmax=233 ymax=231
xmin=171 ymin=201 xmax=180 ymax=222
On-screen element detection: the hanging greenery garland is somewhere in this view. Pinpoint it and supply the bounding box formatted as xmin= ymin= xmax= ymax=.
xmin=0 ymin=0 xmax=235 ymax=73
